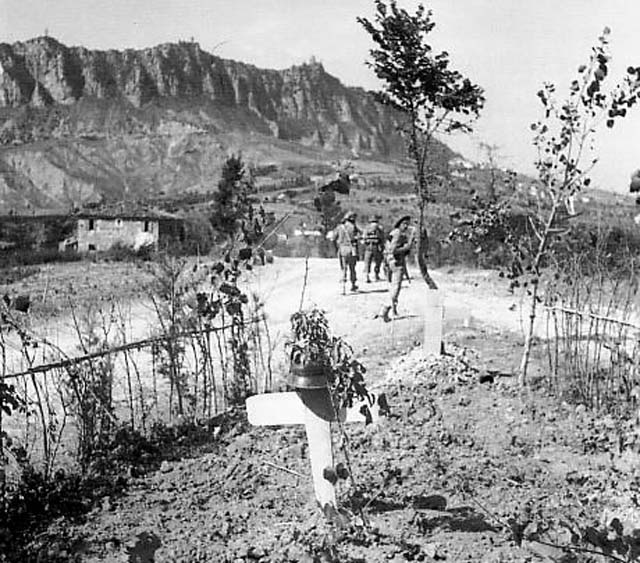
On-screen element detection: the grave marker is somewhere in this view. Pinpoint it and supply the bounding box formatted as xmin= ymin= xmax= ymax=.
xmin=246 ymin=387 xmax=377 ymax=509
xmin=423 ymin=289 xmax=444 ymax=355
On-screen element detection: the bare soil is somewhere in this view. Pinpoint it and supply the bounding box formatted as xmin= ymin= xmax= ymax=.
xmin=19 ymin=258 xmax=640 ymax=561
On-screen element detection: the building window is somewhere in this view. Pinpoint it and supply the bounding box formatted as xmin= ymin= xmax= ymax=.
xmin=88 ymin=219 xmax=95 ymax=231
xmin=88 ymin=244 xmax=96 ymax=251
xmin=144 ymin=221 xmax=150 ymax=232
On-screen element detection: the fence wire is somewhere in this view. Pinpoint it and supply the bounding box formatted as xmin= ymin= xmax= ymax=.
xmin=1 ymin=312 xmax=275 ymax=475
xmin=542 ymin=263 xmax=640 ymax=414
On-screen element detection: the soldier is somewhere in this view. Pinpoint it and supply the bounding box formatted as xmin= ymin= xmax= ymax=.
xmin=377 ymin=215 xmax=412 ymax=322
xmin=362 ymin=214 xmax=385 ymax=283
xmin=335 ymin=211 xmax=360 ymax=292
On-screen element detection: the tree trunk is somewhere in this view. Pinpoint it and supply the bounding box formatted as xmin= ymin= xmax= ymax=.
xmin=417 ymin=227 xmax=438 ymax=290
xmin=519 ymin=202 xmax=559 ymax=385
xmin=417 ymin=197 xmax=438 ymax=290
xmin=519 ymin=282 xmax=539 ymax=386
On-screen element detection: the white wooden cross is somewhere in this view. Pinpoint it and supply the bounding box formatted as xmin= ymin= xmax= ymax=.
xmin=246 ymin=387 xmax=378 ymax=510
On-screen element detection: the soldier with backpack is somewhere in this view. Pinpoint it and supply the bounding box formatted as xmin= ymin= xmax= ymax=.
xmin=335 ymin=211 xmax=360 ymax=293
xmin=362 ymin=214 xmax=385 ymax=283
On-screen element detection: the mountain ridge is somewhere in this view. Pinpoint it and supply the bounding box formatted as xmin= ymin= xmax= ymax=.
xmin=0 ymin=36 xmax=454 ymax=212
xmin=0 ymin=36 xmax=403 ymax=152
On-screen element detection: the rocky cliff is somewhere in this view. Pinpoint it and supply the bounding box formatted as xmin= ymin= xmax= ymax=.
xmin=0 ymin=37 xmax=448 ymax=212
xmin=0 ymin=37 xmax=403 ymax=152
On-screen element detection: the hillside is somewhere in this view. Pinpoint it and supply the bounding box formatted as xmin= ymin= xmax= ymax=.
xmin=0 ymin=37 xmax=638 ymax=240
xmin=0 ymin=36 xmax=456 ymax=213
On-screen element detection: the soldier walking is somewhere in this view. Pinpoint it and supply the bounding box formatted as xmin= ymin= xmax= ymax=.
xmin=362 ymin=214 xmax=385 ymax=283
xmin=335 ymin=211 xmax=360 ymax=293
xmin=377 ymin=215 xmax=412 ymax=322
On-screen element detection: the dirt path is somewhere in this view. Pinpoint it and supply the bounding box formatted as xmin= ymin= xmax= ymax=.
xmin=248 ymin=258 xmax=526 ymax=378
xmin=250 ymin=258 xmax=522 ymax=336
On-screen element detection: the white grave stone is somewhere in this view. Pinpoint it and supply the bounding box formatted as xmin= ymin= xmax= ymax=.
xmin=246 ymin=388 xmax=377 ymax=509
xmin=423 ymin=289 xmax=444 ymax=356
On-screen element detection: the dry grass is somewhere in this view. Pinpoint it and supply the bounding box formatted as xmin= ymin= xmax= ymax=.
xmin=0 ymin=260 xmax=157 ymax=319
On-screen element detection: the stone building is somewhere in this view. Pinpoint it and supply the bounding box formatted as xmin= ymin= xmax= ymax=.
xmin=0 ymin=212 xmax=184 ymax=254
xmin=72 ymin=213 xmax=162 ymax=252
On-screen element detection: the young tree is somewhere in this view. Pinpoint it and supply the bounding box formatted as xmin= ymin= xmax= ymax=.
xmin=453 ymin=29 xmax=640 ymax=385
xmin=358 ymin=1 xmax=484 ymax=288
xmin=515 ymin=28 xmax=640 ymax=384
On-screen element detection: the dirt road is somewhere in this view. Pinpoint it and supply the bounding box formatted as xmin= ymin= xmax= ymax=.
xmin=248 ymin=257 xmax=526 ymax=378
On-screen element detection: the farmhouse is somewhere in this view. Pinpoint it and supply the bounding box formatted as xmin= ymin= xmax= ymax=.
xmin=68 ymin=212 xmax=180 ymax=252
xmin=0 ymin=211 xmax=186 ymax=254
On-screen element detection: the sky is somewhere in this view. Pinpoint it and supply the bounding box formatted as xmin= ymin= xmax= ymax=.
xmin=1 ymin=0 xmax=640 ymax=193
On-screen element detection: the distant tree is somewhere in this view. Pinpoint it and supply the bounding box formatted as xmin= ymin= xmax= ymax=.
xmin=210 ymin=154 xmax=254 ymax=241
xmin=314 ymin=189 xmax=343 ymax=234
xmin=45 ymin=217 xmax=75 ymax=246
xmin=478 ymin=141 xmax=501 ymax=202
xmin=181 ymin=212 xmax=216 ymax=255
xmin=2 ymin=220 xmax=43 ymax=250
xmin=359 ymin=1 xmax=484 ymax=288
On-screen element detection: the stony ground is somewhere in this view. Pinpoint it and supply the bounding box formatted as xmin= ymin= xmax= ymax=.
xmin=13 ymin=258 xmax=640 ymax=561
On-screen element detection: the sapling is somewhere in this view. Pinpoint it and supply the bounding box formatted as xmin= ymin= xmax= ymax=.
xmin=359 ymin=0 xmax=484 ymax=288
xmin=517 ymin=27 xmax=640 ymax=384
xmin=447 ymin=28 xmax=640 ymax=385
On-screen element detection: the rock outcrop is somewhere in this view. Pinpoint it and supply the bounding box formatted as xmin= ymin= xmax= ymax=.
xmin=0 ymin=37 xmax=402 ymax=155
